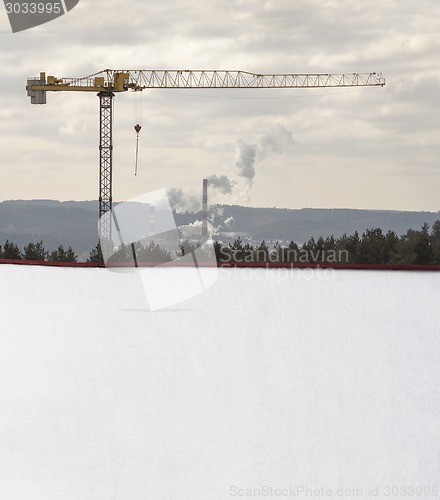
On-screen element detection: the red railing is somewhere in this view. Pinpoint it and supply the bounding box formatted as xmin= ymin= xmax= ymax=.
xmin=1 ymin=258 xmax=440 ymax=271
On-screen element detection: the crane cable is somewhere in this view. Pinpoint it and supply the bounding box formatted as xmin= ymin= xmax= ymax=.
xmin=133 ymin=92 xmax=143 ymax=176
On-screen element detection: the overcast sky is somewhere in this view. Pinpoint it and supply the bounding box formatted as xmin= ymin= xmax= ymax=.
xmin=0 ymin=0 xmax=439 ymax=211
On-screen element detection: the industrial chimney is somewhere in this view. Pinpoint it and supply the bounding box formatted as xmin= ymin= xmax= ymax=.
xmin=202 ymin=178 xmax=208 ymax=237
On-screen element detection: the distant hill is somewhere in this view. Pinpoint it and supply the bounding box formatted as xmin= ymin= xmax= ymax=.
xmin=207 ymin=205 xmax=440 ymax=243
xmin=0 ymin=199 xmax=439 ymax=260
xmin=0 ymin=200 xmax=98 ymax=260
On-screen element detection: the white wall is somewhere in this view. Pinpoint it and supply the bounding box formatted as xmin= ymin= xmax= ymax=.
xmin=0 ymin=265 xmax=439 ymax=499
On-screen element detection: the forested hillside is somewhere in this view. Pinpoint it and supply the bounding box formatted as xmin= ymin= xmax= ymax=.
xmin=1 ymin=200 xmax=439 ymax=261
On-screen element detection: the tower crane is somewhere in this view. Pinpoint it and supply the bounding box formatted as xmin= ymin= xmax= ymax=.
xmin=26 ymin=69 xmax=385 ymax=245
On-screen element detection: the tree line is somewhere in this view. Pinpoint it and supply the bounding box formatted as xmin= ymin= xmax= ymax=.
xmin=2 ymin=220 xmax=440 ymax=265
xmin=0 ymin=240 xmax=78 ymax=262
xmin=215 ymin=221 xmax=440 ymax=265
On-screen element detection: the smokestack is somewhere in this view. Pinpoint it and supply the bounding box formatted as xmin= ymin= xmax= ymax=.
xmin=202 ymin=178 xmax=208 ymax=237
xmin=149 ymin=205 xmax=155 ymax=237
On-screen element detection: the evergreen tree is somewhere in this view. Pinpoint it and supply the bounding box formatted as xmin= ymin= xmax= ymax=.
xmin=229 ymin=237 xmax=245 ymax=262
xmin=272 ymin=241 xmax=283 ymax=262
xmin=323 ymin=235 xmax=336 ymax=253
xmin=88 ymin=242 xmax=103 ymax=263
xmin=356 ymin=228 xmax=386 ymax=264
xmin=302 ymin=236 xmax=316 ymax=255
xmin=395 ymin=232 xmax=417 ymax=264
xmin=138 ymin=241 xmax=172 ymax=262
xmin=65 ymin=246 xmax=78 ymax=262
xmin=49 ymin=245 xmax=78 ymax=262
xmin=431 ymin=220 xmax=440 ymax=243
xmin=2 ymin=240 xmax=22 ymax=260
xmin=342 ymin=231 xmax=360 ymax=263
xmin=23 ymin=240 xmax=46 ymax=261
xmin=430 ymin=220 xmax=440 ymax=264
xmin=255 ymin=240 xmax=269 ymax=262
xmin=382 ymin=230 xmax=400 ymax=264
xmin=107 ymin=243 xmax=131 ymax=263
xmin=286 ymin=241 xmax=300 ymax=262
xmin=213 ymin=240 xmax=222 ymax=261
xmin=413 ymin=223 xmax=433 ymax=264
xmin=179 ymin=240 xmax=201 ymax=258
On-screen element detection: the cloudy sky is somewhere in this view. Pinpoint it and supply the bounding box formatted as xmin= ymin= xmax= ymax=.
xmin=0 ymin=0 xmax=439 ymax=211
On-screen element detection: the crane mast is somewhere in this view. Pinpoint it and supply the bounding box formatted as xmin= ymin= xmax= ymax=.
xmin=26 ymin=69 xmax=385 ymax=246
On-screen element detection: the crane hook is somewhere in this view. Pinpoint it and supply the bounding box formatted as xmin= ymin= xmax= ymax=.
xmin=134 ymin=124 xmax=141 ymax=175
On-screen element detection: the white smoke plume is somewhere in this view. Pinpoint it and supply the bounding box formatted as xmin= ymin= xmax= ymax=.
xmin=235 ymin=124 xmax=293 ymax=193
xmin=257 ymin=123 xmax=293 ymax=158
xmin=224 ymin=216 xmax=235 ymax=228
xmin=179 ymin=220 xmax=219 ymax=238
xmin=235 ymin=140 xmax=257 ymax=188
xmin=207 ymin=175 xmax=237 ymax=194
xmin=178 ymin=220 xmax=202 ymax=239
xmin=167 ymin=187 xmax=201 ymax=213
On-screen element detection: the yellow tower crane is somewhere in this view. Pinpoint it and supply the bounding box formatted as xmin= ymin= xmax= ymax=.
xmin=26 ymin=69 xmax=385 ymax=245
